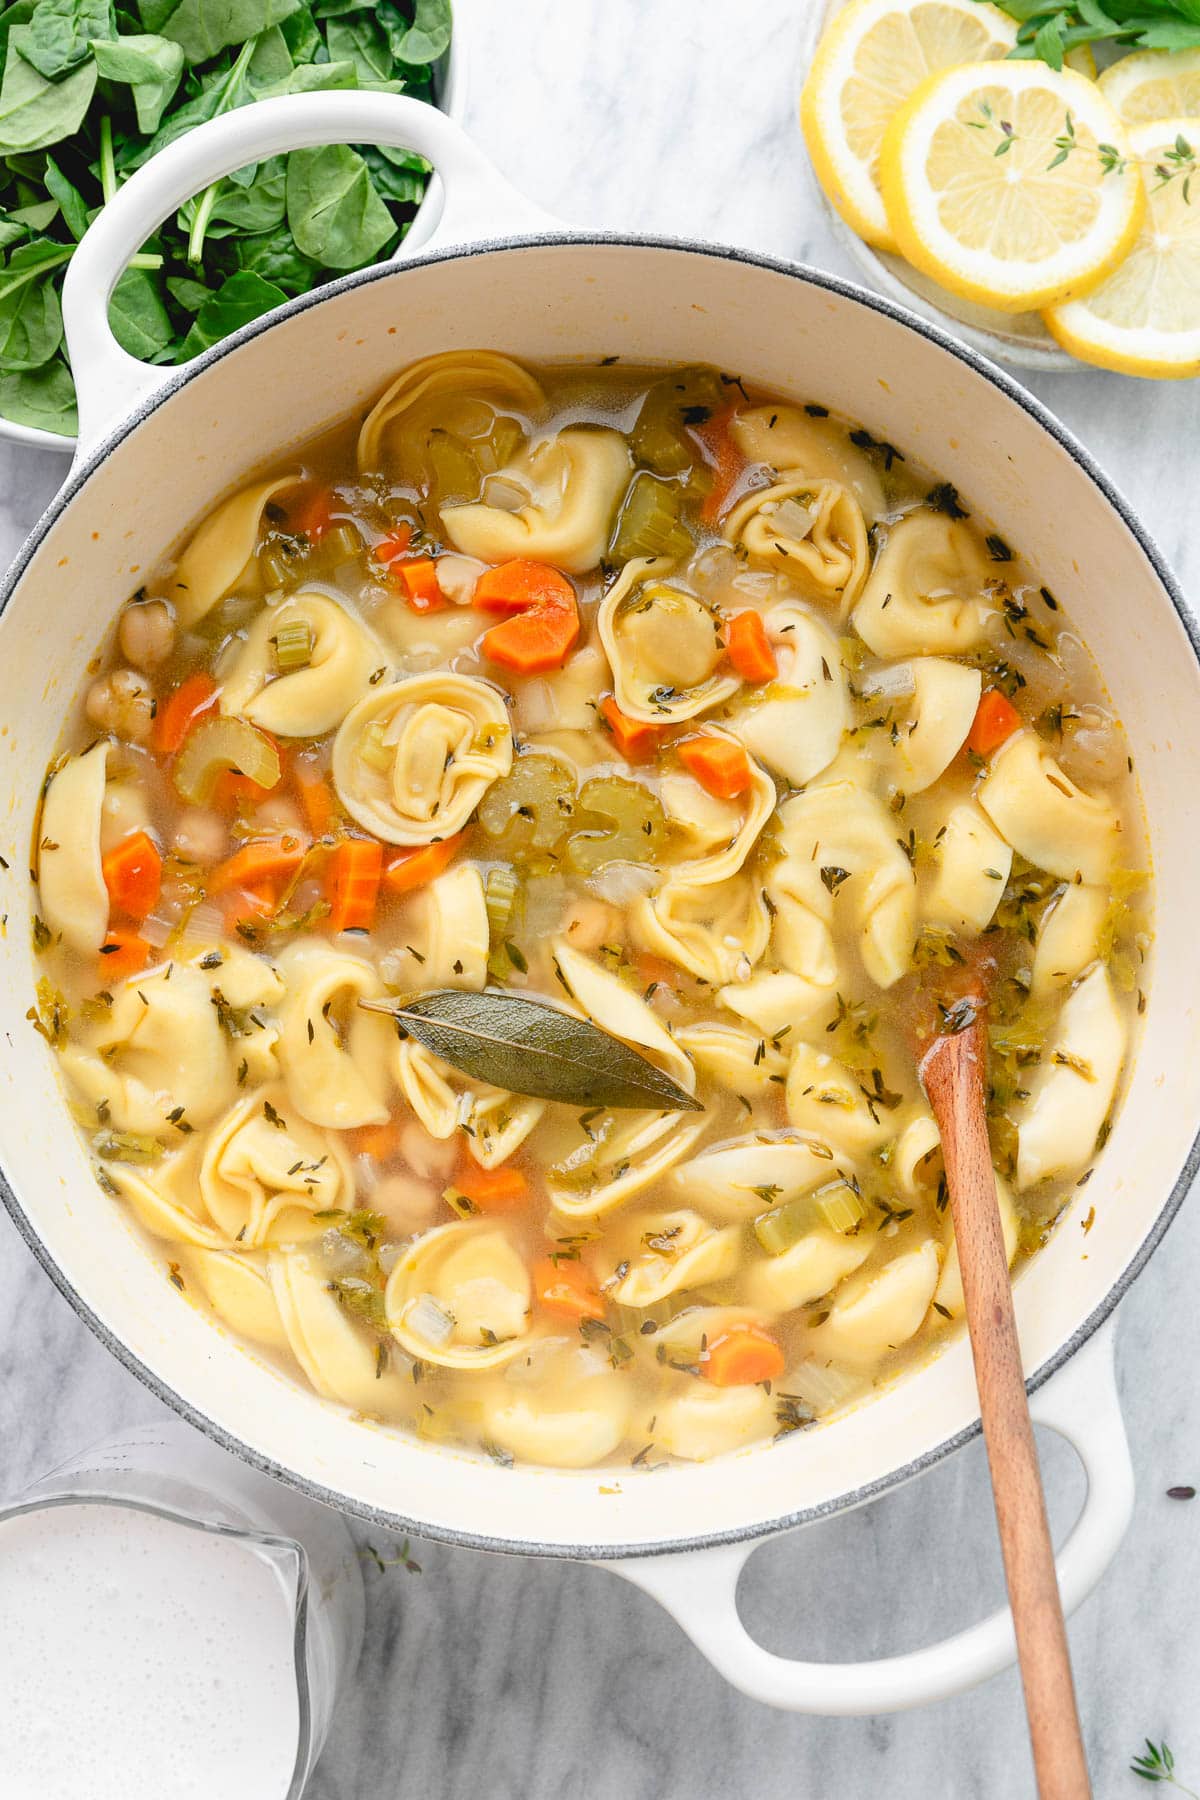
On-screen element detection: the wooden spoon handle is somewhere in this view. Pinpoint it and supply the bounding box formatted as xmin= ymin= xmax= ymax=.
xmin=921 ymin=1021 xmax=1090 ymax=1800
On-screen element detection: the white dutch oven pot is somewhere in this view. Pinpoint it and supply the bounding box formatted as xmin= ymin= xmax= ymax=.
xmin=3 ymin=93 xmax=1196 ymax=1717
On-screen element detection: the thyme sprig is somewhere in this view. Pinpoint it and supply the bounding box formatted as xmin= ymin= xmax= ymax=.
xmin=1131 ymin=1740 xmax=1197 ymax=1794
xmin=969 ymin=100 xmax=1195 ymax=202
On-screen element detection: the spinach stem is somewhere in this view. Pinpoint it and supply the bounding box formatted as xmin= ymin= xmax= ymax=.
xmin=98 ymin=116 xmax=116 ymax=206
xmin=187 ymin=36 xmax=260 ymax=266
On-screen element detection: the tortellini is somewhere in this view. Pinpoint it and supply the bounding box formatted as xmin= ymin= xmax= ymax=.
xmin=1014 ymin=966 xmax=1126 ymax=1189
xmin=1031 ymin=882 xmax=1108 ymax=998
xmin=387 ymin=1037 xmax=544 ymax=1165
xmin=674 ymin=1022 xmax=788 ymax=1096
xmin=185 ymin=1247 xmax=290 ymax=1351
xmin=442 ymin=428 xmax=630 ymax=573
xmin=271 ymin=1249 xmax=411 ymax=1414
xmin=38 ymin=744 xmax=109 ymax=954
xmin=481 ymin=1359 xmax=631 ymax=1468
xmin=924 ymin=801 xmax=1013 ymax=937
xmin=732 ymin=605 xmax=848 ymax=787
xmin=548 ymin=1108 xmax=710 ymax=1220
xmin=381 ymin=864 xmax=489 ymax=992
xmin=167 ymin=474 xmax=299 ymax=628
xmin=785 ymin=1043 xmax=900 ymax=1155
xmin=808 ymin=1240 xmax=941 ymax=1367
xmin=769 ymin=775 xmax=917 ymax=990
xmin=743 ymin=1228 xmax=873 ymax=1313
xmin=61 ymin=963 xmax=239 ymax=1136
xmin=650 ymin=1381 xmax=777 ymax=1462
xmin=879 ymin=658 xmax=981 ymax=794
xmin=669 ymin=1131 xmax=842 ymax=1222
xmin=332 ymin=672 xmax=512 ymax=844
xmin=356 ymin=349 xmax=545 ymax=472
xmin=979 ymin=732 xmax=1121 ymax=883
xmin=219 ymin=592 xmax=385 ymax=737
xmin=723 ymin=478 xmax=869 ymax=613
xmin=551 ymin=938 xmax=697 ymax=1096
xmin=598 ymin=1209 xmax=741 ymax=1308
xmin=853 ymin=514 xmax=996 ymax=657
xmin=200 ymin=1085 xmax=353 ymax=1247
xmin=598 ymin=560 xmax=739 ymax=723
xmin=730 ymin=406 xmax=887 ymax=519
xmin=718 ymin=970 xmax=835 ymax=1037
xmin=274 ymin=938 xmax=392 ymax=1129
xmin=656 ymin=759 xmax=775 ymax=885
xmin=386 ymin=1221 xmax=535 ymax=1369
xmin=630 ymin=875 xmax=770 ymax=985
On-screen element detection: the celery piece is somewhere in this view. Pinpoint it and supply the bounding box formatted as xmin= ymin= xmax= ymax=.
xmin=172 ymin=716 xmax=280 ymax=804
xmin=813 ymin=1181 xmax=868 ymax=1235
xmin=272 ymin=619 xmax=313 ymax=672
xmin=611 ymin=472 xmax=693 ymax=562
xmin=484 ymin=865 xmax=518 ymax=940
xmin=753 ymin=1194 xmax=813 ymax=1256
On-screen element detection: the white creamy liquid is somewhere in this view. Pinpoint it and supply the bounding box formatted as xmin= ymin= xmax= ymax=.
xmin=0 ymin=1500 xmax=301 ymax=1800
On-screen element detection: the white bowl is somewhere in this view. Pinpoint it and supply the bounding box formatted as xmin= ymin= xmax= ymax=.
xmin=0 ymin=37 xmax=469 ymax=455
xmin=798 ymin=1 xmax=1080 ymax=373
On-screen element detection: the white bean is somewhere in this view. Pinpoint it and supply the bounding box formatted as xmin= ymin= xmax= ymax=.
xmin=373 ymin=1172 xmax=439 ymax=1234
xmin=560 ymin=896 xmax=622 ymax=951
xmin=118 ymin=599 xmax=175 ymax=672
xmin=398 ymin=1120 xmax=457 ymax=1181
xmin=171 ymin=809 xmax=228 ymax=866
xmin=85 ymin=669 xmax=155 ymax=745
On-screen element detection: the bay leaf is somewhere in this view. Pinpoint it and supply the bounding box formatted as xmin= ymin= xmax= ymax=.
xmin=360 ymin=988 xmax=702 ymax=1113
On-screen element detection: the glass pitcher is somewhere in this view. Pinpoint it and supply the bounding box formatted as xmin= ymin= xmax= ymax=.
xmin=0 ymin=1419 xmax=364 ymax=1799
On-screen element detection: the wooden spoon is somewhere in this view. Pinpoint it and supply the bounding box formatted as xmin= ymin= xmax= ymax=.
xmin=918 ymin=986 xmax=1090 ymax=1800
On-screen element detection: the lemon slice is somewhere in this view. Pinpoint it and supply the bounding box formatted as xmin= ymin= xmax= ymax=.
xmin=880 ymin=60 xmax=1144 ymax=312
xmin=1044 ymin=118 xmax=1200 ymax=377
xmin=1098 ymin=47 xmax=1200 ymax=124
xmin=801 ymin=0 xmax=1017 ymax=251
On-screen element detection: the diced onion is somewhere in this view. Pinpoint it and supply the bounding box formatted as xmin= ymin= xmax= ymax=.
xmin=179 ymin=901 xmax=225 ymax=947
xmin=139 ymin=910 xmax=176 ymax=950
xmin=788 ymin=1358 xmax=861 ymax=1414
xmin=861 ymin=662 xmax=916 ymax=701
xmin=405 ymin=1293 xmax=455 ymax=1346
xmin=588 ymin=860 xmax=657 ymax=905
xmin=765 ymin=496 xmax=817 ymax=540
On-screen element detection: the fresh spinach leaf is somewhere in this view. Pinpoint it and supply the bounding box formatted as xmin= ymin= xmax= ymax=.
xmin=0 ymin=255 xmax=60 ymax=364
xmin=43 ymin=153 xmax=88 ymax=234
xmin=21 ymin=0 xmax=113 ymax=79
xmin=161 ymin=0 xmax=301 ymax=64
xmin=0 ymin=25 xmax=96 ymax=150
xmin=108 ymin=261 xmax=169 ymax=356
xmin=386 ymin=0 xmax=449 ymax=63
xmin=178 ymin=266 xmax=286 ymax=356
xmin=235 ymin=218 xmax=317 ymax=293
xmin=0 ymin=354 xmax=75 ymax=430
xmin=286 ymin=142 xmax=394 ymax=267
xmin=361 ymin=142 xmax=426 ymax=205
xmin=324 ymin=11 xmax=389 ymax=80
xmin=91 ymin=33 xmax=183 ymax=133
xmin=164 ymin=270 xmax=208 ymax=310
xmin=0 ymin=234 xmax=73 ymax=296
xmin=178 ymin=152 xmax=284 ymax=234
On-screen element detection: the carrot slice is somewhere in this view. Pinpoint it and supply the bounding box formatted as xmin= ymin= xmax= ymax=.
xmin=473 ymin=561 xmax=580 ymax=673
xmin=96 ymin=926 xmax=151 ymax=981
xmin=292 ymin=486 xmax=334 ymax=543
xmin=693 ymin=403 xmax=745 ymax=525
xmin=325 ymin=838 xmax=382 ymax=933
xmin=600 ymin=696 xmax=669 ymax=763
xmin=967 ymin=689 xmax=1022 ymax=759
xmin=344 ymin=1120 xmax=405 ymax=1160
xmin=533 ymin=1255 xmax=606 ymax=1323
xmin=222 ymin=883 xmax=277 ymax=937
xmin=450 ymin=1161 xmax=530 ymax=1214
xmin=101 ymin=830 xmax=162 ymax=921
xmin=206 ymin=835 xmax=309 ymax=897
xmin=209 ymin=736 xmax=287 ymax=816
xmin=724 ymin=610 xmax=777 ymax=684
xmin=381 ymin=832 xmax=465 ymax=895
xmin=292 ymin=766 xmax=335 ymax=837
xmin=678 ymin=733 xmax=752 ymax=799
xmin=396 ymin=557 xmax=445 ymax=613
xmin=152 ymin=672 xmax=218 ymax=756
xmin=701 ymin=1324 xmax=785 ymax=1387
xmin=373 ymin=524 xmax=413 ymax=565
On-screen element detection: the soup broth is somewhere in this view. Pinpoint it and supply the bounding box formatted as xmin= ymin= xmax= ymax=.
xmin=30 ymin=353 xmax=1148 ymax=1470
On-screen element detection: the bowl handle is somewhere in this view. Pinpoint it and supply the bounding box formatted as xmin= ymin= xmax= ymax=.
xmin=605 ymin=1318 xmax=1133 ymax=1714
xmin=61 ymin=91 xmax=558 ymax=457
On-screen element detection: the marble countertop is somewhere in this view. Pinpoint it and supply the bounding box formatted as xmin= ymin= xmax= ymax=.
xmin=2 ymin=2 xmax=1199 ymax=1794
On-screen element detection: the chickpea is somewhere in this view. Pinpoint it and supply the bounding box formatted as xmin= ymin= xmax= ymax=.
xmin=434 ymin=553 xmax=486 ymax=607
xmin=398 ymin=1120 xmax=457 ymax=1181
xmin=118 ymin=598 xmax=175 ymax=672
xmin=171 ymin=809 xmax=228 ymax=866
xmin=253 ymin=796 xmax=306 ymax=837
xmin=85 ymin=668 xmax=155 ymax=745
xmin=560 ymin=896 xmax=622 ymax=952
xmin=373 ymin=1172 xmax=438 ymax=1234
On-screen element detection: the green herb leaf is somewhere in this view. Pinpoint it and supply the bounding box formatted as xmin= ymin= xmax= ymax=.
xmin=179 ymin=267 xmax=288 ymax=357
xmin=22 ymin=0 xmax=114 ymax=79
xmin=0 ymin=354 xmax=75 ymax=431
xmin=0 ymin=25 xmax=97 ymax=152
xmin=359 ymin=987 xmax=704 ymax=1112
xmin=0 ymin=252 xmax=60 ymax=366
xmin=91 ymin=33 xmax=184 ymax=134
xmin=160 ymin=0 xmax=302 ymax=64
xmin=285 ymin=141 xmax=395 ymax=267
xmin=386 ymin=0 xmax=451 ymax=62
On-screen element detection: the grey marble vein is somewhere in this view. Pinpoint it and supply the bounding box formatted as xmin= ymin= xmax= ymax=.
xmin=2 ymin=2 xmax=1198 ymax=1795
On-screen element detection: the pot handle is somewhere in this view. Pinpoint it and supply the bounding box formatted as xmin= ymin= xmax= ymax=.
xmin=61 ymin=91 xmax=558 ymax=456
xmin=607 ymin=1318 xmax=1132 ymax=1714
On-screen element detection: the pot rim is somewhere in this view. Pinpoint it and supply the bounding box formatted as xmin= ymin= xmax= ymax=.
xmin=2 ymin=230 xmax=1195 ymax=1560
